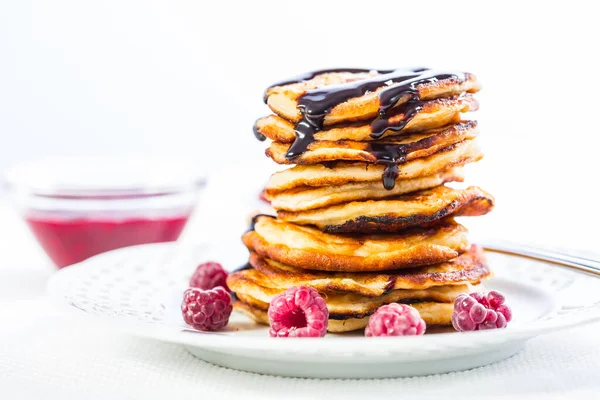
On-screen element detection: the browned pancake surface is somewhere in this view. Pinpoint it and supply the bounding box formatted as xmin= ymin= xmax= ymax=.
xmin=242 ymin=216 xmax=470 ymax=272
xmin=227 ymin=245 xmax=489 ymax=297
xmin=266 ymin=168 xmax=464 ymax=212
xmin=277 ymin=186 xmax=494 ymax=233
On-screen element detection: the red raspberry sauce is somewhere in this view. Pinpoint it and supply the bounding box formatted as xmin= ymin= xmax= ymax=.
xmin=26 ymin=213 xmax=190 ymax=268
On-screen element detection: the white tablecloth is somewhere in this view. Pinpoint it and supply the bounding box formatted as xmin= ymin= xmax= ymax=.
xmin=2 ymin=165 xmax=600 ymax=399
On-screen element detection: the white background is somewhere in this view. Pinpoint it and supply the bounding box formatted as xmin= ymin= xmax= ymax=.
xmin=1 ymin=2 xmax=600 ymax=398
xmin=1 ymin=0 xmax=600 ymax=250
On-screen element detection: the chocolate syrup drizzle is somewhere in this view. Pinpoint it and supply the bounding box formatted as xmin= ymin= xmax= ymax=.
xmin=366 ymin=143 xmax=407 ymax=190
xmin=261 ymin=68 xmax=465 ymax=190
xmin=252 ymin=118 xmax=266 ymax=141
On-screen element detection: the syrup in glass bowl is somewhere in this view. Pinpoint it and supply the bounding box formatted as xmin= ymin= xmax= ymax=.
xmin=4 ymin=157 xmax=206 ymax=268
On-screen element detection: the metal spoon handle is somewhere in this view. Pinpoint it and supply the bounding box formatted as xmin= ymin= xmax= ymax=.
xmin=480 ymin=239 xmax=600 ymax=277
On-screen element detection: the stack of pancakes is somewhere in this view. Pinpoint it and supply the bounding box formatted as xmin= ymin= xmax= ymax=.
xmin=227 ymin=68 xmax=495 ymax=333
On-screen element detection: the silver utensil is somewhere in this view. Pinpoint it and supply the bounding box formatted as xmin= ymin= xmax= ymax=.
xmin=480 ymin=239 xmax=600 ymax=277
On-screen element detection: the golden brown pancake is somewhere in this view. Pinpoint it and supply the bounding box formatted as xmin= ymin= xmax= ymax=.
xmin=265 ymin=70 xmax=480 ymax=126
xmin=256 ymin=94 xmax=479 ymax=142
xmin=232 ymin=273 xmax=473 ymax=304
xmin=243 ymin=216 xmax=470 ymax=272
xmin=229 ymin=245 xmax=489 ymax=297
xmin=233 ymin=300 xmax=455 ymax=332
xmin=277 ymin=186 xmax=494 ymax=233
xmin=265 ymin=139 xmax=482 ymax=194
xmin=265 ymin=121 xmax=478 ymax=165
xmin=234 ymin=282 xmax=473 ymax=320
xmin=266 ymin=168 xmax=464 ymax=212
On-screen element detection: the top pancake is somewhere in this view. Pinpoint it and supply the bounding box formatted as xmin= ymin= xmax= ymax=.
xmin=256 ymin=94 xmax=479 ymax=142
xmin=265 ymin=121 xmax=478 ymax=165
xmin=264 ymin=70 xmax=480 ymax=126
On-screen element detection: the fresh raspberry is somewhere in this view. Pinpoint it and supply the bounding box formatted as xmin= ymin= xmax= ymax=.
xmin=181 ymin=287 xmax=232 ymax=331
xmin=190 ymin=261 xmax=229 ymax=291
xmin=268 ymin=286 xmax=328 ymax=337
xmin=452 ymin=290 xmax=512 ymax=332
xmin=364 ymin=303 xmax=426 ymax=337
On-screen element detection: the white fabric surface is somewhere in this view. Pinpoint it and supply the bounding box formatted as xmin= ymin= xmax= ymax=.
xmin=2 ymin=320 xmax=600 ymax=400
xmin=2 ymin=166 xmax=600 ymax=399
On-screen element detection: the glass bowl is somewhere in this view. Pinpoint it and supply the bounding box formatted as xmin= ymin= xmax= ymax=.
xmin=3 ymin=157 xmax=206 ymax=268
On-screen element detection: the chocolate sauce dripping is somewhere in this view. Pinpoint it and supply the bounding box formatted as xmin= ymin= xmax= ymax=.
xmin=366 ymin=126 xmax=449 ymax=190
xmin=370 ymin=99 xmax=424 ymax=139
xmin=285 ymin=68 xmax=413 ymax=160
xmin=382 ymin=164 xmax=399 ymax=191
xmin=264 ymin=68 xmax=465 ymax=189
xmin=252 ymin=119 xmax=266 ymax=141
xmin=366 ymin=141 xmax=408 ymax=191
xmin=371 ymin=70 xmax=463 ymax=139
xmin=284 ymin=69 xmax=463 ymax=162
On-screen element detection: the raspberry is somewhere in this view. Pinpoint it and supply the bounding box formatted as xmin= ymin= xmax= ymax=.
xmin=268 ymin=286 xmax=328 ymax=337
xmin=181 ymin=287 xmax=232 ymax=331
xmin=190 ymin=261 xmax=229 ymax=291
xmin=452 ymin=290 xmax=512 ymax=332
xmin=364 ymin=303 xmax=426 ymax=337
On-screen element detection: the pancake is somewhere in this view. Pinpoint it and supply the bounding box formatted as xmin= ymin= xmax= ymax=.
xmin=227 ymin=250 xmax=490 ymax=300
xmin=265 ymin=70 xmax=480 ymax=126
xmin=265 ymin=121 xmax=478 ymax=165
xmin=277 ymin=186 xmax=494 ymax=233
xmin=265 ymin=139 xmax=482 ymax=194
xmin=266 ymin=167 xmax=464 ymax=212
xmin=232 ymin=272 xmax=474 ymax=305
xmin=229 ymin=244 xmax=489 ymax=296
xmin=256 ymin=94 xmax=479 ymax=142
xmin=234 ymin=300 xmax=455 ymax=332
xmin=243 ymin=216 xmax=469 ymax=272
xmin=234 ymin=280 xmax=473 ymax=320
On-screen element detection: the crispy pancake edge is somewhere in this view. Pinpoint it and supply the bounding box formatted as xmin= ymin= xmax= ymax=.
xmin=234 ymin=289 xmax=467 ymax=320
xmin=266 ymin=168 xmax=465 ymax=212
xmin=264 ymin=139 xmax=483 ymax=194
xmin=242 ymin=217 xmax=470 ymax=272
xmin=277 ymin=186 xmax=495 ymax=233
xmin=228 ymin=245 xmax=491 ymax=296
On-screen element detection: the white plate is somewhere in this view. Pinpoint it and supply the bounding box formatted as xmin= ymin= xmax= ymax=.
xmin=47 ymin=243 xmax=600 ymax=378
